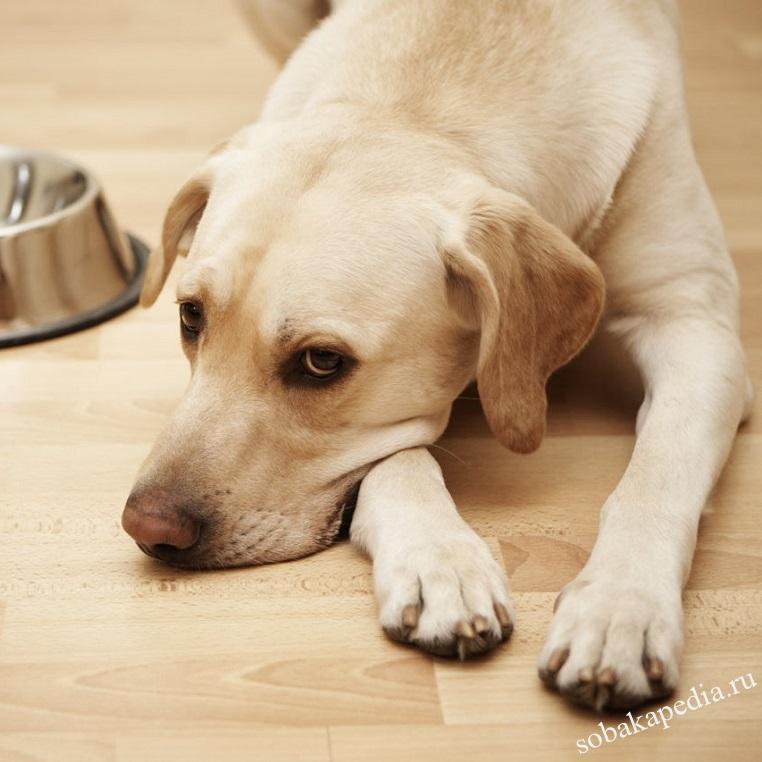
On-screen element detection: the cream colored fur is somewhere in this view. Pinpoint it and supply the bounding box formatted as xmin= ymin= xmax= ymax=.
xmin=131 ymin=0 xmax=754 ymax=710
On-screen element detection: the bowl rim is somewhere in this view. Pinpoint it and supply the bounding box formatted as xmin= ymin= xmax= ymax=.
xmin=0 ymin=144 xmax=102 ymax=237
xmin=0 ymin=232 xmax=149 ymax=348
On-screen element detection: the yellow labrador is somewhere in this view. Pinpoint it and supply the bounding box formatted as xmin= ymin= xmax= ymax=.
xmin=122 ymin=0 xmax=754 ymax=711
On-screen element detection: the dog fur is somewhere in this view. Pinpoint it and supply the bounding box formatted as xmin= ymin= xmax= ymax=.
xmin=125 ymin=0 xmax=754 ymax=710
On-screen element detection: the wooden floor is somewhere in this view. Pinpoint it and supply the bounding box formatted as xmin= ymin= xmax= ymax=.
xmin=1 ymin=1 xmax=761 ymax=760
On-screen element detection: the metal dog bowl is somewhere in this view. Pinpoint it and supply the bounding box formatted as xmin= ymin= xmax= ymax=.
xmin=0 ymin=145 xmax=148 ymax=348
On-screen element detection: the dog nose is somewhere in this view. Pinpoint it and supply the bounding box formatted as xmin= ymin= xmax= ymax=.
xmin=121 ymin=492 xmax=201 ymax=553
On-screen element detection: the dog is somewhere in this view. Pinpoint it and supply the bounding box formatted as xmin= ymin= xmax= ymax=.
xmin=121 ymin=0 xmax=754 ymax=711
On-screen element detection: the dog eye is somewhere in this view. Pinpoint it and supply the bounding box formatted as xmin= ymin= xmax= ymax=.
xmin=301 ymin=348 xmax=343 ymax=378
xmin=179 ymin=302 xmax=203 ymax=336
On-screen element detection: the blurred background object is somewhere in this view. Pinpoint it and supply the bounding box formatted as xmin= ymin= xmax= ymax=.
xmin=0 ymin=145 xmax=147 ymax=347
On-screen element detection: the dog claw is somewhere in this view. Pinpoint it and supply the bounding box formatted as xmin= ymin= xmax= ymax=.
xmin=455 ymin=620 xmax=476 ymax=639
xmin=597 ymin=667 xmax=616 ymax=686
xmin=547 ymin=648 xmax=569 ymax=674
xmin=578 ymin=667 xmax=594 ymax=683
xmin=645 ymin=656 xmax=664 ymax=681
xmin=494 ymin=602 xmax=514 ymax=637
xmin=401 ymin=604 xmax=420 ymax=630
xmin=595 ymin=684 xmax=611 ymax=712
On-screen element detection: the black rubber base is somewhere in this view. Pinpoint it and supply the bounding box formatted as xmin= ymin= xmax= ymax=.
xmin=0 ymin=233 xmax=149 ymax=349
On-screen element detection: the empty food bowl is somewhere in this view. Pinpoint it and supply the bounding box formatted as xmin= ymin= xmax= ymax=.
xmin=0 ymin=145 xmax=148 ymax=348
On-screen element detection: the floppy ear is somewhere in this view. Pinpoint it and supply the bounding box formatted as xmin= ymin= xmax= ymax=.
xmin=140 ymin=165 xmax=214 ymax=307
xmin=444 ymin=188 xmax=605 ymax=453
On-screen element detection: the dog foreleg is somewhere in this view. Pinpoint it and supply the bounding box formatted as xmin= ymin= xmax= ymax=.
xmin=351 ymin=446 xmax=515 ymax=658
xmin=538 ymin=315 xmax=752 ymax=709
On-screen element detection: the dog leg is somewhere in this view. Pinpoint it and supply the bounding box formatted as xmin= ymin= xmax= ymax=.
xmin=538 ymin=87 xmax=753 ymax=709
xmin=538 ymin=315 xmax=751 ymax=709
xmin=351 ymin=447 xmax=515 ymax=658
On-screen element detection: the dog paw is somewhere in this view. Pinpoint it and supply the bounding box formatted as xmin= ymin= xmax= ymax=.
xmin=373 ymin=534 xmax=514 ymax=659
xmin=537 ymin=575 xmax=682 ymax=710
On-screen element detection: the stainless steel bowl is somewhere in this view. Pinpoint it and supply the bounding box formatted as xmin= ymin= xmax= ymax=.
xmin=0 ymin=145 xmax=147 ymax=348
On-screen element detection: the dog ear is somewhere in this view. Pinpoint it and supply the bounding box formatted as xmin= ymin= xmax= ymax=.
xmin=444 ymin=188 xmax=605 ymax=453
xmin=140 ymin=164 xmax=215 ymax=307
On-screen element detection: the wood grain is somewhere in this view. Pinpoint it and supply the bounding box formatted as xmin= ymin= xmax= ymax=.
xmin=1 ymin=0 xmax=761 ymax=759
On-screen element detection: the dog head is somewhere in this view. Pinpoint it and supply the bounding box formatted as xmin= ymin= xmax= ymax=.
xmin=122 ymin=123 xmax=604 ymax=568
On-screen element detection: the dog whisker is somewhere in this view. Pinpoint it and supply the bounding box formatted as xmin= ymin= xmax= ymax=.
xmin=428 ymin=443 xmax=467 ymax=466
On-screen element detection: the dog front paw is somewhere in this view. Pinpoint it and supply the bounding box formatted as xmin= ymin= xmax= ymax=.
xmin=537 ymin=574 xmax=682 ymax=710
xmin=373 ymin=534 xmax=515 ymax=659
